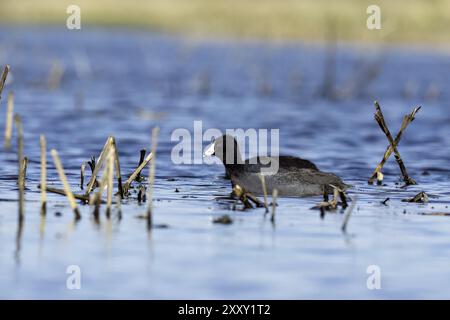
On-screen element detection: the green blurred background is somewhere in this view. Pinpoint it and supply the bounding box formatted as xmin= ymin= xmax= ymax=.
xmin=0 ymin=0 xmax=449 ymax=44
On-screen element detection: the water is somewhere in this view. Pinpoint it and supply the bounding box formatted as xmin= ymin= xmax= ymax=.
xmin=1 ymin=27 xmax=450 ymax=299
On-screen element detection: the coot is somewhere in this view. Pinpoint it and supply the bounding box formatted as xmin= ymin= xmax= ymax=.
xmin=204 ymin=135 xmax=348 ymax=197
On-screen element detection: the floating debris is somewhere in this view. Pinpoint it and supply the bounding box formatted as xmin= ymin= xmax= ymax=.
xmin=402 ymin=191 xmax=429 ymax=203
xmin=368 ymin=101 xmax=420 ymax=186
xmin=213 ymin=214 xmax=233 ymax=224
xmin=421 ymin=212 xmax=450 ymax=217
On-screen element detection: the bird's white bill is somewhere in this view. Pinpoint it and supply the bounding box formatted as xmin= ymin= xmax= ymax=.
xmin=203 ymin=141 xmax=215 ymax=157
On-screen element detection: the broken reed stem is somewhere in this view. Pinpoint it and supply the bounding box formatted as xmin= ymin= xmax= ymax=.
xmin=368 ymin=102 xmax=420 ymax=185
xmin=271 ymin=189 xmax=278 ymax=223
xmin=123 ymin=152 xmax=154 ymax=193
xmin=90 ymin=159 xmax=109 ymax=219
xmin=110 ymin=137 xmax=123 ymax=198
xmin=259 ymin=174 xmax=269 ymax=213
xmin=342 ymin=196 xmax=357 ymax=233
xmin=137 ymin=185 xmax=146 ymax=203
xmin=376 ymin=171 xmax=384 ymax=185
xmin=0 ymin=65 xmax=9 ymax=99
xmin=51 ymin=149 xmax=81 ymax=220
xmin=15 ymin=115 xmax=24 ymax=221
xmin=115 ymin=193 xmax=122 ymax=220
xmin=4 ymin=92 xmax=14 ymax=149
xmin=42 ymin=186 xmax=90 ymax=203
xmin=106 ymin=151 xmax=114 ymax=218
xmin=146 ymin=127 xmax=159 ymax=221
xmin=232 ymin=185 xmax=253 ymax=209
xmin=21 ymin=157 xmax=28 ymax=186
xmin=245 ymin=192 xmax=265 ymax=207
xmin=136 ymin=149 xmax=146 ymax=181
xmin=40 ymin=135 xmax=47 ymax=215
xmin=47 ymin=60 xmax=64 ymax=90
xmin=90 ymin=147 xmax=116 ymax=218
xmin=374 ymin=101 xmax=417 ymax=184
xmin=80 ymin=162 xmax=86 ymax=190
xmin=323 ymin=185 xmax=329 ymax=202
xmin=338 ymin=189 xmax=348 ymax=209
xmin=85 ymin=136 xmax=113 ymax=195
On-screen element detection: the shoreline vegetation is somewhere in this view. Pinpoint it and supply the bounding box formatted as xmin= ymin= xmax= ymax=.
xmin=0 ymin=0 xmax=449 ymax=45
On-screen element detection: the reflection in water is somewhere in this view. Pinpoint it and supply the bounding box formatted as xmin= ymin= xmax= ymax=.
xmin=14 ymin=217 xmax=23 ymax=266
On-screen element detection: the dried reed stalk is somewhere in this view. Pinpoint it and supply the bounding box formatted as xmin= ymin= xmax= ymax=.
xmin=106 ymin=151 xmax=114 ymax=218
xmin=90 ymin=148 xmax=116 ymax=218
xmin=338 ymin=188 xmax=348 ymax=209
xmin=115 ymin=193 xmax=122 ymax=220
xmin=47 ymin=60 xmax=64 ymax=90
xmin=90 ymin=161 xmax=108 ymax=219
xmin=271 ymin=189 xmax=278 ymax=223
xmin=137 ymin=185 xmax=146 ymax=203
xmin=15 ymin=115 xmax=24 ymax=220
xmin=123 ymin=152 xmax=154 ymax=193
xmin=314 ymin=184 xmax=344 ymax=212
xmin=136 ymin=149 xmax=146 ymax=181
xmin=0 ymin=65 xmax=9 ymax=99
xmin=232 ymin=185 xmax=253 ymax=209
xmin=80 ymin=162 xmax=86 ymax=190
xmin=402 ymin=191 xmax=429 ymax=203
xmin=245 ymin=192 xmax=265 ymax=207
xmin=110 ymin=137 xmax=123 ymax=198
xmin=40 ymin=135 xmax=47 ymax=215
xmin=146 ymin=127 xmax=159 ymax=222
xmin=42 ymin=186 xmax=90 ymax=203
xmin=21 ymin=157 xmax=28 ymax=184
xmin=368 ymin=102 xmax=420 ymax=185
xmin=51 ymin=149 xmax=81 ymax=220
xmin=85 ymin=136 xmax=113 ymax=194
xmin=259 ymin=174 xmax=269 ymax=213
xmin=4 ymin=92 xmax=14 ymax=149
xmin=376 ymin=171 xmax=384 ymax=185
